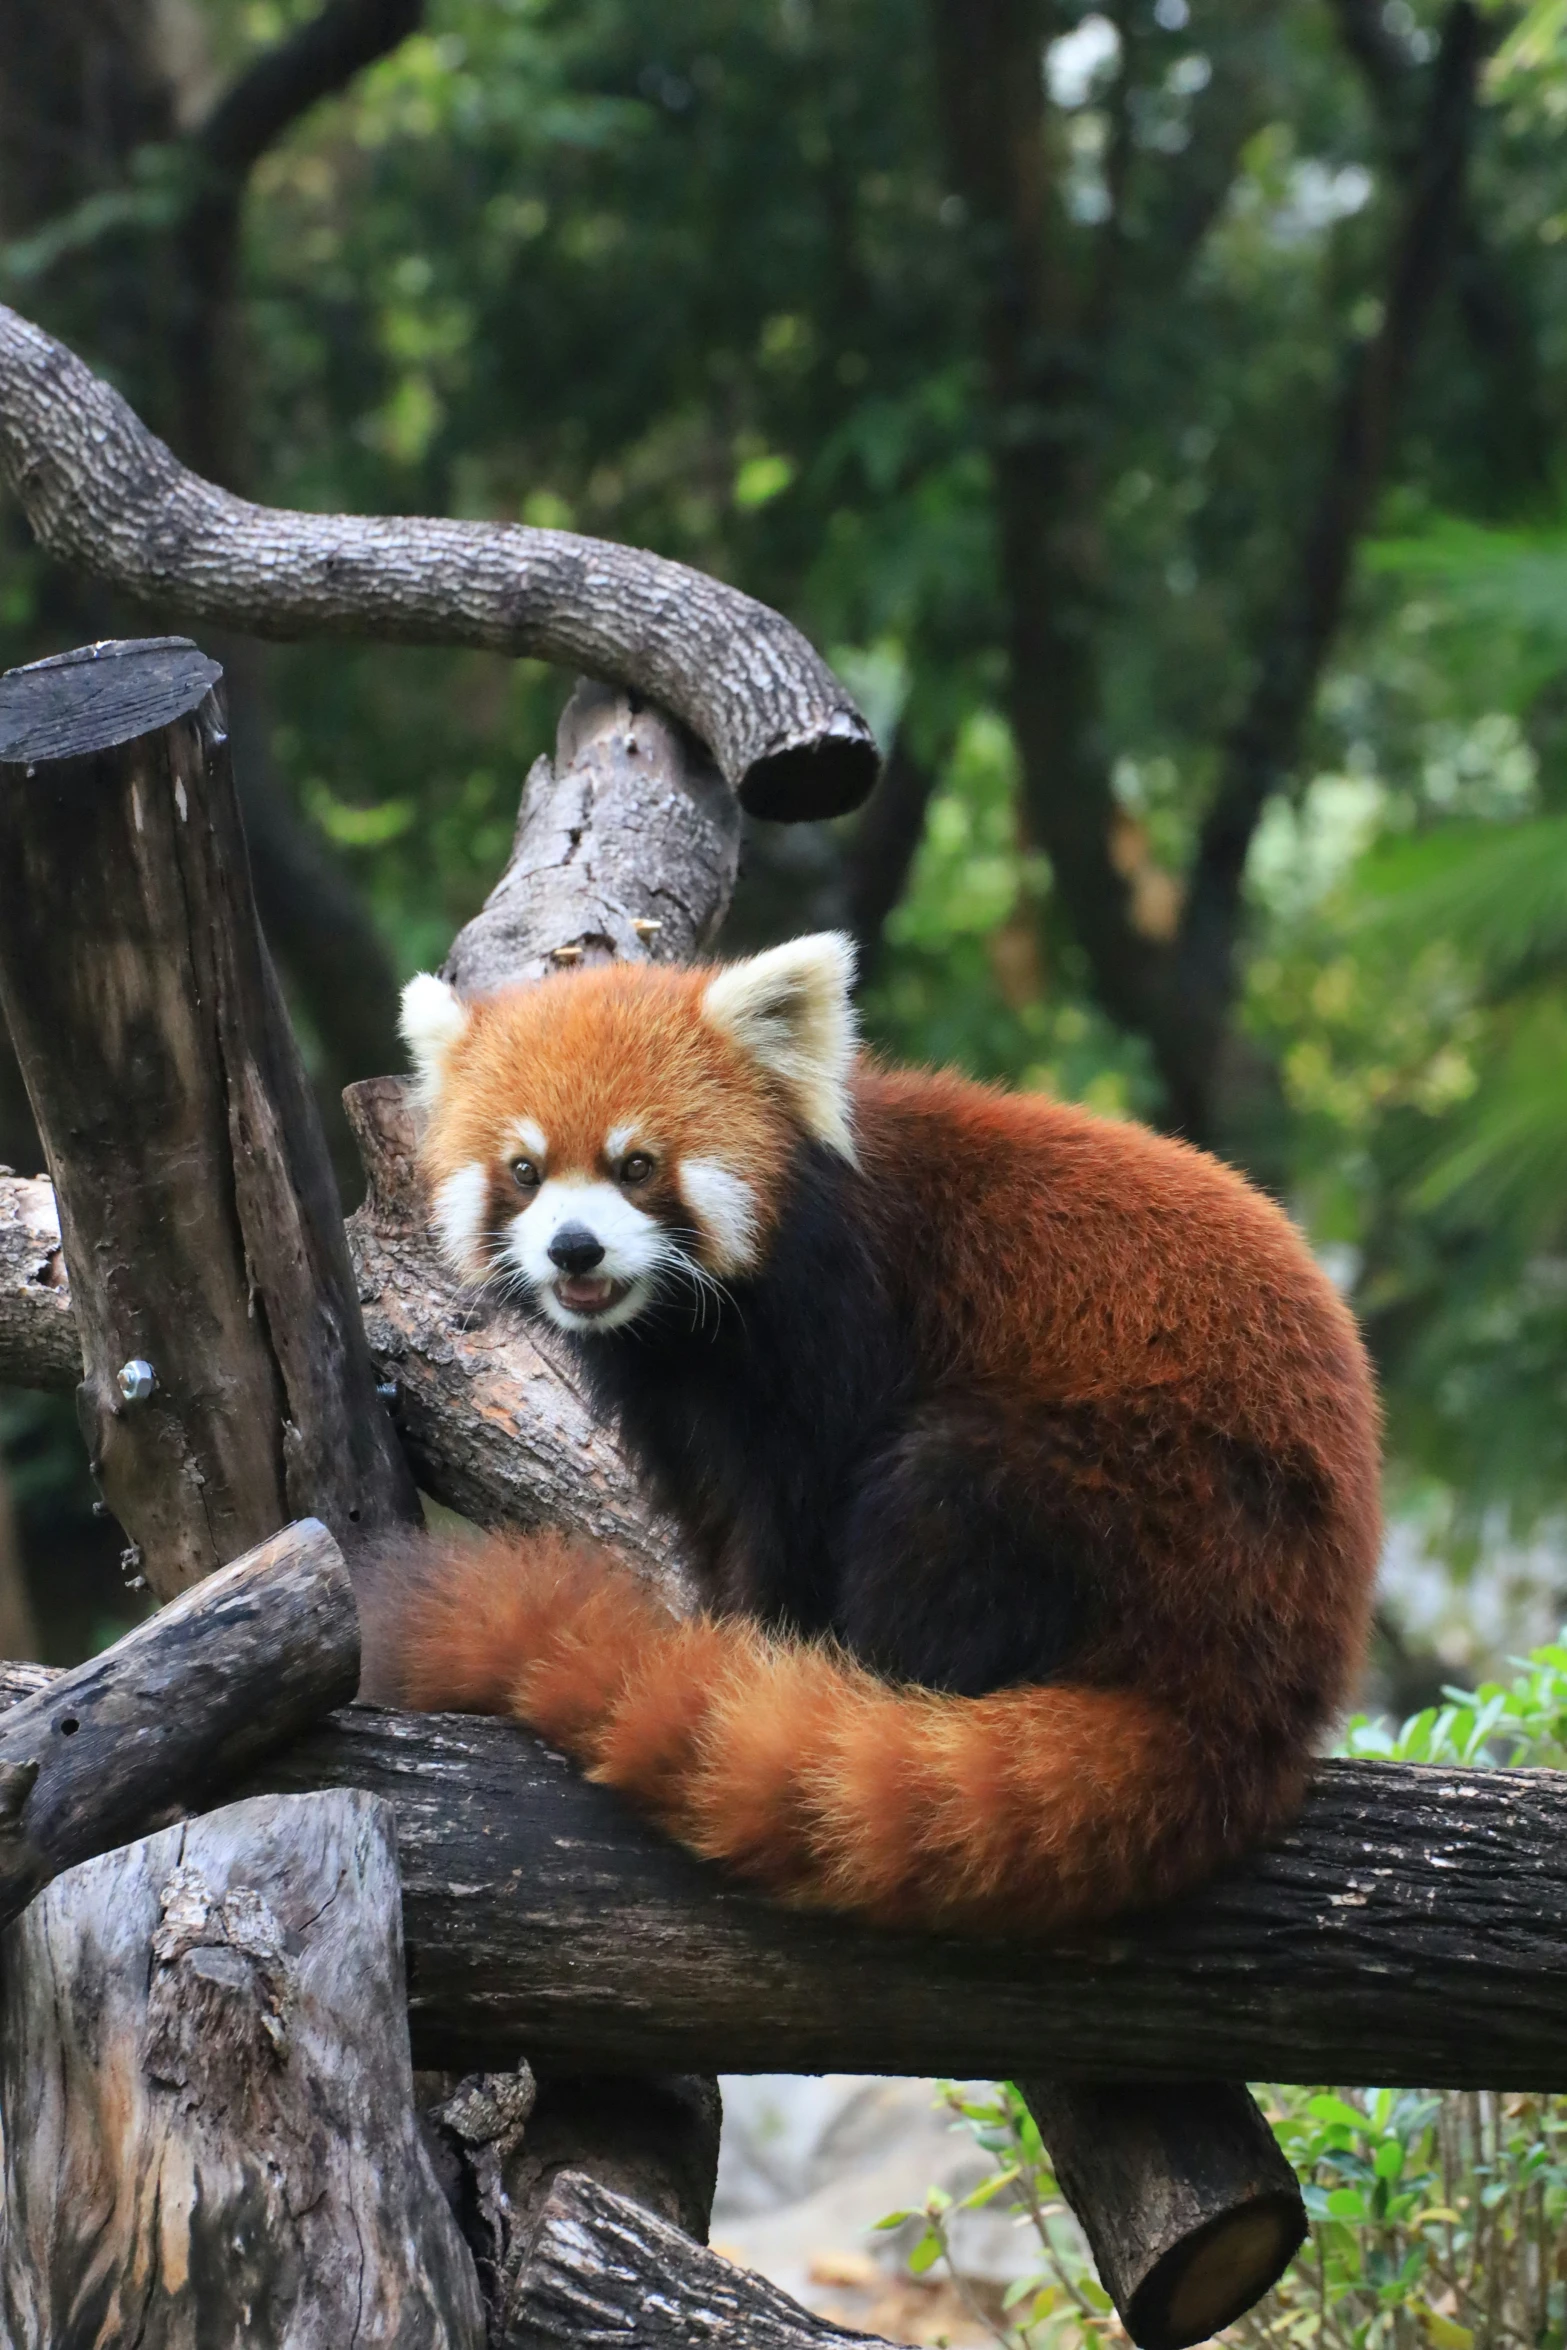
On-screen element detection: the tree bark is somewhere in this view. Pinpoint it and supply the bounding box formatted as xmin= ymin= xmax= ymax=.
xmin=0 ymin=635 xmax=417 ymax=1597
xmin=0 ymin=305 xmax=878 ymax=821
xmin=443 ymin=680 xmax=739 ymax=996
xmin=1019 ymin=2080 xmax=1305 ymax=2350
xmin=221 ymin=1705 xmax=1567 ymax=2092
xmin=500 ymin=2170 xmax=880 ymax=2349
xmin=0 ymin=1787 xmax=485 ymax=2347
xmin=0 ymin=1517 xmax=357 ymax=1934
xmin=0 ymin=1172 xmax=74 ymax=1393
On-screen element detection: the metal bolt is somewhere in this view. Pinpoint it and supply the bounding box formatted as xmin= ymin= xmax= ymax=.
xmin=116 ymin=1358 xmax=156 ymax=1405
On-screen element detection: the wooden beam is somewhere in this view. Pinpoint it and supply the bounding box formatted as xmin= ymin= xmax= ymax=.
xmin=0 ymin=636 xmax=418 ymax=1596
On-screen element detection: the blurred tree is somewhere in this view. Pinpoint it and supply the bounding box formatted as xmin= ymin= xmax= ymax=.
xmin=5 ymin=0 xmax=1567 ymax=1615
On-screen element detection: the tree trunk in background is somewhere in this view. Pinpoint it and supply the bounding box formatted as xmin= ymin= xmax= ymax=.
xmin=0 ymin=0 xmax=407 ymax=1180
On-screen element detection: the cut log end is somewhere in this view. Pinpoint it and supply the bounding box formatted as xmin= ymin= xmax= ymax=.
xmin=1129 ymin=2193 xmax=1306 ymax=2350
xmin=1020 ymin=2078 xmax=1306 ymax=2349
xmin=739 ymin=726 xmax=881 ymax=822
xmin=0 ymin=637 xmax=222 ymax=763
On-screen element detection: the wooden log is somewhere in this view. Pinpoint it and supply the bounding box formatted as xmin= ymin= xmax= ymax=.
xmin=0 ymin=636 xmax=418 ymax=1596
xmin=501 ymin=2170 xmax=881 ymax=2349
xmin=1018 ymin=2080 xmax=1306 ymax=2350
xmin=0 ymin=302 xmax=879 ymax=820
xmin=378 ymin=676 xmax=730 ymax=2317
xmin=0 ymin=1517 xmax=356 ymax=1934
xmin=234 ymin=1705 xmax=1567 ymax=2091
xmin=443 ymin=678 xmax=739 ymax=994
xmin=0 ymin=1788 xmax=486 ymax=2347
xmin=0 ymin=1170 xmax=74 ymax=1393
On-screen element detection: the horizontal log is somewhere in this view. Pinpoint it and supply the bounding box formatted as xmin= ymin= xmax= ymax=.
xmin=0 ymin=304 xmax=878 ymax=820
xmin=0 ymin=1520 xmax=357 ymax=1933
xmin=218 ymin=1703 xmax=1567 ymax=2089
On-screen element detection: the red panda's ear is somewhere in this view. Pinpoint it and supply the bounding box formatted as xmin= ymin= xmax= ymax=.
xmin=701 ymin=933 xmax=858 ymax=1160
xmin=400 ymin=973 xmax=471 ymax=1106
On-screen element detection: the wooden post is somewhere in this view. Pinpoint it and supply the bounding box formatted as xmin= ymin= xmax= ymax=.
xmin=0 ymin=636 xmax=418 ymax=1600
xmin=0 ymin=1789 xmax=485 ymax=2347
xmin=0 ymin=636 xmax=477 ymax=2338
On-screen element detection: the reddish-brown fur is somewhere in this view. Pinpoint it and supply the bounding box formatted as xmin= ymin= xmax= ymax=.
xmin=364 ymin=953 xmax=1383 ymax=1936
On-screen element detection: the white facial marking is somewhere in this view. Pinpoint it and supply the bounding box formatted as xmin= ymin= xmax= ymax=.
xmin=433 ymin=1162 xmax=491 ymax=1279
xmin=511 ymin=1117 xmax=548 ymax=1163
xmin=400 ymin=973 xmax=470 ymax=1105
xmin=504 ymin=1176 xmax=666 ymax=1333
xmin=701 ymin=932 xmax=859 ymax=1162
xmin=605 ymin=1123 xmax=638 ymax=1162
xmin=679 ymin=1159 xmax=761 ymax=1273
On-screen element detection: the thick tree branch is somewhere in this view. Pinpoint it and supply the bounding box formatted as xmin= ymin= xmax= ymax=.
xmin=1169 ymin=2 xmax=1482 ymax=1133
xmin=0 ymin=306 xmax=878 ymax=820
xmin=1328 ymin=0 xmax=1550 ymax=496
xmin=193 ymin=0 xmax=424 ymax=186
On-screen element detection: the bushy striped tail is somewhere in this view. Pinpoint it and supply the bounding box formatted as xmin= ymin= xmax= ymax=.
xmin=353 ymin=1532 xmax=1299 ymax=1934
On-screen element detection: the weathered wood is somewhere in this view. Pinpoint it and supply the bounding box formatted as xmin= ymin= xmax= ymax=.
xmin=236 ymin=1706 xmax=1567 ymax=2090
xmin=443 ymin=680 xmax=739 ymax=995
xmin=0 ymin=303 xmax=878 ymax=820
xmin=1019 ymin=2080 xmax=1306 ymax=2350
xmin=0 ymin=636 xmax=418 ymax=1596
xmin=0 ymin=1518 xmax=356 ymax=1933
xmin=0 ymin=1789 xmax=486 ymax=2347
xmin=500 ymin=2170 xmax=881 ymax=2349
xmin=0 ymin=1171 xmax=74 ymax=1392
xmin=419 ymin=2069 xmax=724 ymax=2336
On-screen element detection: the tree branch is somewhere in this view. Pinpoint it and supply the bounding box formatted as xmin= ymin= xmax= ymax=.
xmin=192 ymin=0 xmax=424 ymax=187
xmin=1168 ymin=1 xmax=1483 ymax=1137
xmin=0 ymin=305 xmax=878 ymax=820
xmin=844 ymin=732 xmax=939 ymax=982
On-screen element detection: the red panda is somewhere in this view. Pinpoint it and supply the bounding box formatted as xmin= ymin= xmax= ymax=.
xmin=357 ymin=933 xmax=1381 ymax=1936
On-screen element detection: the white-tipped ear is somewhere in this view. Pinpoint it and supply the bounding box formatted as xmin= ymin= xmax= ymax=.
xmin=702 ymin=932 xmax=858 ymax=1159
xmin=400 ymin=972 xmax=470 ymax=1104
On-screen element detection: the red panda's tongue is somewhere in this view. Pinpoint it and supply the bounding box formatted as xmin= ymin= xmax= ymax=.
xmin=556 ymin=1274 xmax=617 ymax=1312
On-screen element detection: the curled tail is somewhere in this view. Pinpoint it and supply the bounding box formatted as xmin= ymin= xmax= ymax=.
xmin=354 ymin=1533 xmax=1303 ymax=1934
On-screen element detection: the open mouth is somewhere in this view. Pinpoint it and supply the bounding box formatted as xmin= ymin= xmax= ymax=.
xmin=552 ymin=1274 xmax=631 ymax=1318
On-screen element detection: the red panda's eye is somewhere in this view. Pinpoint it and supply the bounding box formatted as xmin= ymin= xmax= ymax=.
xmin=511 ymin=1158 xmax=541 ymax=1191
xmin=620 ymin=1151 xmax=655 ymax=1185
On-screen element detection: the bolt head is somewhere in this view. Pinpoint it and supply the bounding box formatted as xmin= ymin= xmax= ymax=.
xmin=116 ymin=1358 xmax=156 ymax=1404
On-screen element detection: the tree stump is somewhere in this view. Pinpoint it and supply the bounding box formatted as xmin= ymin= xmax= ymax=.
xmin=0 ymin=1789 xmax=485 ymax=2348
xmin=0 ymin=635 xmax=417 ymax=1598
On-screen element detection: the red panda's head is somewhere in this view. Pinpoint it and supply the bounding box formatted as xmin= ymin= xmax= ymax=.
xmin=400 ymin=933 xmax=857 ymax=1334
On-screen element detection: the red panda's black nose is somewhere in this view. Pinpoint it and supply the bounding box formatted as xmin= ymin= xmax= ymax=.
xmin=548 ymin=1224 xmax=606 ymax=1275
